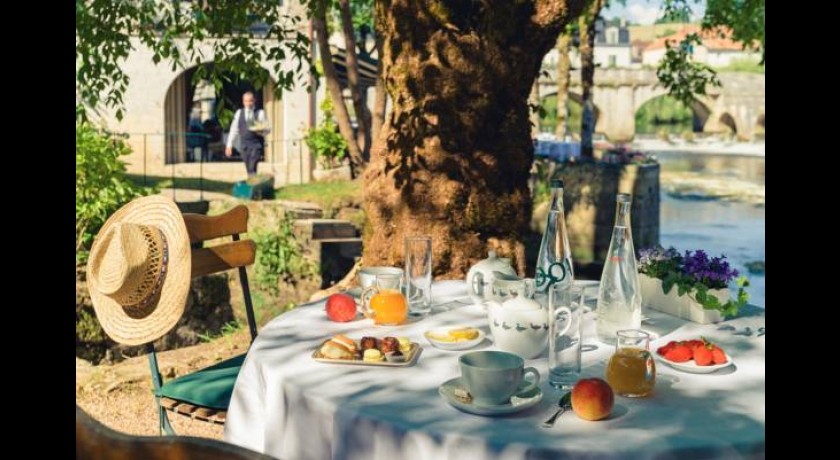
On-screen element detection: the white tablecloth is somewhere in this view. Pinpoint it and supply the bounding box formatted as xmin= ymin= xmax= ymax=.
xmin=225 ymin=281 xmax=765 ymax=460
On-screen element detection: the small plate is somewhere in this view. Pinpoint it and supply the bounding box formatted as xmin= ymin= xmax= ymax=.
xmin=424 ymin=327 xmax=485 ymax=351
xmin=656 ymin=352 xmax=734 ymax=374
xmin=439 ymin=377 xmax=543 ymax=416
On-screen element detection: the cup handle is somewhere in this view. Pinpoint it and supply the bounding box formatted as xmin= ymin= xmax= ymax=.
xmin=518 ymin=367 xmax=541 ymax=395
xmin=553 ymin=306 xmax=573 ymax=338
xmin=360 ymin=286 xmax=378 ymax=319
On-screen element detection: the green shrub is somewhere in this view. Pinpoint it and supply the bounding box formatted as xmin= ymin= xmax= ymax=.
xmin=252 ymin=214 xmax=318 ymax=296
xmin=76 ymin=122 xmax=154 ymax=263
xmin=304 ymin=97 xmax=348 ymax=169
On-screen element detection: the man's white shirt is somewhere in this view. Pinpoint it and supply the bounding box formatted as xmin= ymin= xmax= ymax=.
xmin=226 ymin=108 xmax=270 ymax=150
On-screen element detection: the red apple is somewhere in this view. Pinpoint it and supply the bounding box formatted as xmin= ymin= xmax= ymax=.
xmin=326 ymin=294 xmax=357 ymax=322
xmin=571 ymin=378 xmax=614 ymax=421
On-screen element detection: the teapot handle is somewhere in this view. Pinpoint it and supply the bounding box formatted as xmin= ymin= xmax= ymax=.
xmin=523 ymin=279 xmax=536 ymax=299
xmin=469 ymin=271 xmax=485 ymax=298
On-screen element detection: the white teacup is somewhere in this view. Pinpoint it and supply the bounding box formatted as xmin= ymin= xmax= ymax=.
xmin=359 ymin=267 xmax=404 ymax=289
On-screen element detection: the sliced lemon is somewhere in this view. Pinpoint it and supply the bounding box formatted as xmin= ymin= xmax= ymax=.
xmin=448 ymin=328 xmax=479 ymax=341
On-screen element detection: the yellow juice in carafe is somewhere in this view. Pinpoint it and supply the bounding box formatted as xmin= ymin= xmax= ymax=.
xmin=605 ymin=347 xmax=656 ymax=397
xmin=369 ymin=289 xmax=407 ymax=325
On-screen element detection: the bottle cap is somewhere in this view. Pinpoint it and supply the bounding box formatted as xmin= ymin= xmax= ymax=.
xmin=550 ymin=179 xmax=564 ymax=188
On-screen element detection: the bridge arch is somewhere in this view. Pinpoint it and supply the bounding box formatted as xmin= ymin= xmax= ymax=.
xmin=633 ymin=93 xmax=713 ymax=135
xmin=539 ymin=90 xmax=601 ymax=134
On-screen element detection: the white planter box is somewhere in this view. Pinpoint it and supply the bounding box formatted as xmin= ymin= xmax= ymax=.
xmin=639 ymin=274 xmax=727 ymax=324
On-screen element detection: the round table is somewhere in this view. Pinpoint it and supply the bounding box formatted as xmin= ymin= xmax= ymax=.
xmin=225 ymin=281 xmax=765 ymax=460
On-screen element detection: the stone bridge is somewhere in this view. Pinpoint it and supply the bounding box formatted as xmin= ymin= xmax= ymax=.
xmin=538 ymin=68 xmax=765 ymax=141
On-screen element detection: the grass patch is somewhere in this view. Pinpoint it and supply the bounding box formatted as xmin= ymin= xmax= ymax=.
xmin=275 ymin=179 xmax=362 ymax=213
xmin=125 ymin=174 xmax=237 ymax=195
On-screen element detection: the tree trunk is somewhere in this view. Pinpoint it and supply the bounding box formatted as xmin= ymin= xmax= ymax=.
xmin=372 ymin=34 xmax=387 ymax=142
xmin=554 ymin=29 xmax=572 ymax=139
xmin=579 ymin=0 xmax=603 ymax=158
xmin=364 ymin=0 xmax=587 ymax=279
xmin=338 ymin=0 xmax=372 ymax=158
xmin=312 ymin=0 xmax=366 ymax=171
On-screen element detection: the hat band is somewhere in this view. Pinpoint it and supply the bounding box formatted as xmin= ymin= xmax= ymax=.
xmin=122 ymin=231 xmax=170 ymax=311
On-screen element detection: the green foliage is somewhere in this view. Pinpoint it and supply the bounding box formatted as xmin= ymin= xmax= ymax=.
xmin=539 ymin=94 xmax=583 ymax=134
xmin=656 ymin=33 xmax=721 ymax=106
xmin=716 ymin=58 xmax=765 ymax=74
xmin=305 ymin=97 xmax=348 ymax=168
xmin=703 ymin=0 xmax=765 ymax=63
xmin=198 ymin=320 xmax=242 ymax=344
xmin=656 ymin=0 xmax=764 ymax=104
xmin=636 ymin=95 xmax=694 ymax=135
xmin=76 ymin=0 xmax=311 ymax=121
xmin=252 ymin=214 xmax=318 ymax=296
xmin=76 ymin=122 xmax=154 ymax=262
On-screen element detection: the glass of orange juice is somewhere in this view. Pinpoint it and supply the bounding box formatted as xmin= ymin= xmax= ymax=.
xmin=605 ymin=329 xmax=656 ymax=397
xmin=361 ymin=273 xmax=408 ymax=325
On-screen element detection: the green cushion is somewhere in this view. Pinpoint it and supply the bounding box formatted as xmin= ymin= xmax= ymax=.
xmin=156 ymin=354 xmax=247 ymax=410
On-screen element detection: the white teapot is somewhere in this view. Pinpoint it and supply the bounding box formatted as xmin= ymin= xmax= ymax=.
xmin=486 ymin=275 xmax=549 ymax=359
xmin=466 ymin=251 xmax=518 ymax=304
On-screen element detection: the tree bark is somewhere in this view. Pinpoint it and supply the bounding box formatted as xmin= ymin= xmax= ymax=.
xmin=554 ymin=29 xmax=572 ymax=139
xmin=364 ymin=0 xmax=587 ymax=279
xmin=338 ymin=0 xmax=372 ymax=158
xmin=579 ymin=0 xmax=603 ymax=158
xmin=372 ymin=34 xmax=387 ymax=142
xmin=312 ymin=0 xmax=366 ymax=171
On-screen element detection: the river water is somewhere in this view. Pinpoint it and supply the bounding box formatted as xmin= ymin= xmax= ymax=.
xmin=654 ymin=151 xmax=765 ymax=307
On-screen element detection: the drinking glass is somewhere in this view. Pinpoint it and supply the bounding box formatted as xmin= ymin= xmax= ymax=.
xmin=605 ymin=329 xmax=656 ymax=397
xmin=361 ymin=273 xmax=408 ymax=325
xmin=548 ymin=284 xmax=584 ymax=389
xmin=405 ymin=236 xmax=432 ymax=317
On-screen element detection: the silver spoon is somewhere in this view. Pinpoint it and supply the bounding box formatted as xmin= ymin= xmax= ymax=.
xmin=542 ymin=392 xmax=572 ymax=428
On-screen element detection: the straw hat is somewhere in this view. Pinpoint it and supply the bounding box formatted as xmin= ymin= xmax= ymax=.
xmin=86 ymin=196 xmax=191 ymax=346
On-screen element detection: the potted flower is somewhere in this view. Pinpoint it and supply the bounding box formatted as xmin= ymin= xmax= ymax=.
xmin=638 ymin=245 xmax=750 ymax=324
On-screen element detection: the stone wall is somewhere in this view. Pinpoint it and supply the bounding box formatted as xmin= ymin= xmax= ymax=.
xmin=553 ymin=161 xmax=660 ymax=278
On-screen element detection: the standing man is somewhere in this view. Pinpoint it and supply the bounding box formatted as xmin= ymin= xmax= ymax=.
xmin=225 ymin=91 xmax=270 ymax=176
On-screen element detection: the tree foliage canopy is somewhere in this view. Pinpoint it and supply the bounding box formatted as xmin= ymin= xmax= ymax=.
xmin=76 ymin=0 xmax=311 ymax=121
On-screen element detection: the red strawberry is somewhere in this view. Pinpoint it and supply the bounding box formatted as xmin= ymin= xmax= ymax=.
xmin=657 ymin=341 xmax=678 ymax=356
xmin=686 ymin=340 xmax=704 ymax=353
xmin=694 ymin=345 xmax=713 ymax=366
xmin=711 ymin=346 xmax=727 ymax=364
xmin=664 ymin=344 xmax=692 ymax=362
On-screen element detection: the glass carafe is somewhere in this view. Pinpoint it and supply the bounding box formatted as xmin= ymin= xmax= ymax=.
xmin=596 ymin=193 xmax=641 ymax=344
xmin=605 ymin=329 xmax=656 ymax=397
xmin=535 ymin=179 xmax=574 ymax=294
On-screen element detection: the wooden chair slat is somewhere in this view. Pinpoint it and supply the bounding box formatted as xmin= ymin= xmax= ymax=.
xmin=183 ymin=205 xmax=248 ymax=243
xmin=191 ymin=240 xmax=256 ymax=278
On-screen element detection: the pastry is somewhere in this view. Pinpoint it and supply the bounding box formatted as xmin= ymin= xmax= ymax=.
xmin=319 ymin=335 xmax=356 ymax=360
xmin=363 ymin=348 xmax=384 ymax=362
xmin=332 ymin=334 xmax=358 ymax=352
xmin=360 ymin=336 xmax=379 ymax=351
xmin=397 ymin=337 xmax=412 ymax=353
xmin=384 ymin=349 xmax=406 ymax=363
xmin=380 ymin=337 xmax=399 ymax=354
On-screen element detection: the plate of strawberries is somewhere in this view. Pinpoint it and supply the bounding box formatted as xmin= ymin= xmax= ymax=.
xmin=655 ymin=337 xmax=733 ymax=374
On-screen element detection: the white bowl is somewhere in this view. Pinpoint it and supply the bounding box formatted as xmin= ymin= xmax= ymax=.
xmin=424 ymin=327 xmax=485 ymax=351
xmin=656 ymin=351 xmax=734 ymax=374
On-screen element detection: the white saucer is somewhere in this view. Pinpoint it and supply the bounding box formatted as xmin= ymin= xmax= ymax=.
xmin=656 ymin=352 xmax=734 ymax=374
xmin=439 ymin=377 xmax=543 ymax=416
xmin=424 ymin=327 xmax=485 ymax=351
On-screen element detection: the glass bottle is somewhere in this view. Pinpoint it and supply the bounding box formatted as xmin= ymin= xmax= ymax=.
xmin=535 ymin=179 xmax=574 ymax=294
xmin=596 ymin=193 xmax=641 ymax=344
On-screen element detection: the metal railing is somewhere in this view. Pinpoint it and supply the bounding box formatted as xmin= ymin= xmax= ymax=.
xmin=107 ymin=131 xmax=308 ymax=201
